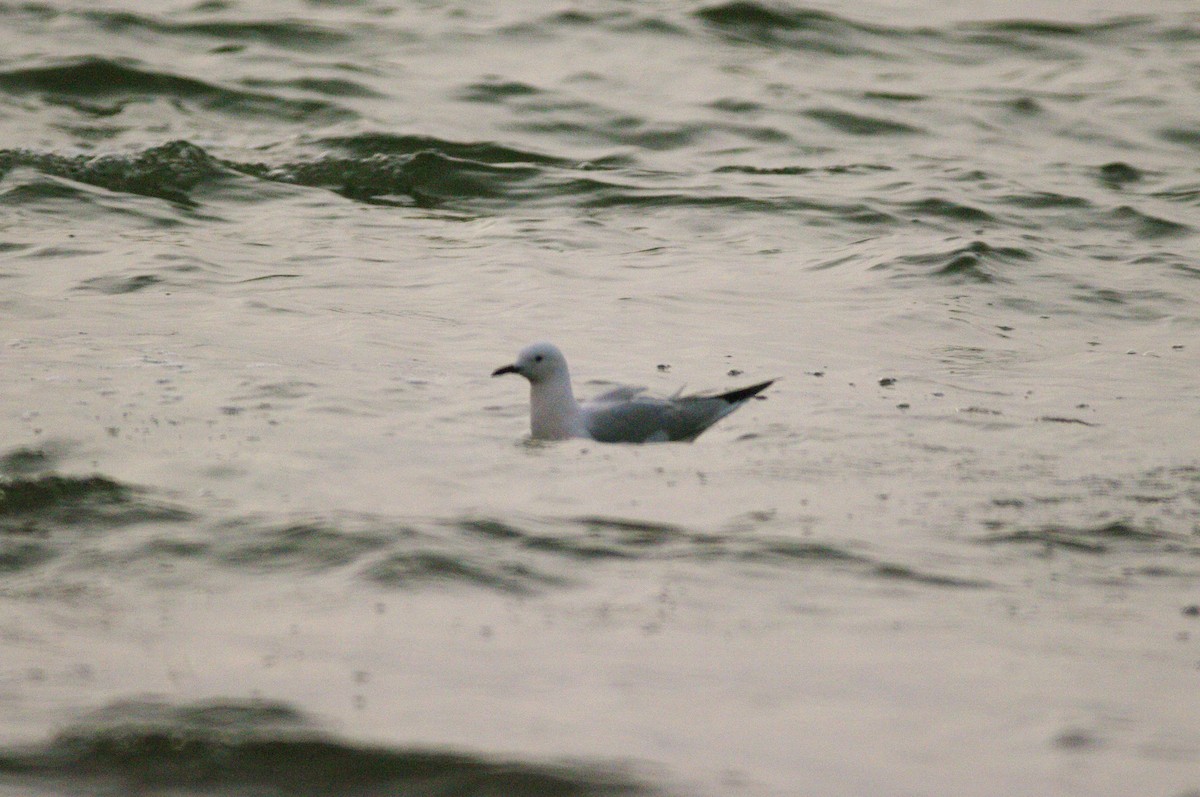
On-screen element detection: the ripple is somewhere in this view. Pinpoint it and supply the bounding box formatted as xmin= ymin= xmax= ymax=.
xmin=0 ymin=698 xmax=660 ymax=797
xmin=76 ymin=273 xmax=164 ymax=294
xmin=871 ymin=563 xmax=990 ymax=589
xmin=0 ymin=472 xmax=192 ymax=576
xmin=804 ymin=107 xmax=923 ymax=136
xmin=0 ymin=57 xmax=351 ymax=122
xmin=1097 ymin=161 xmax=1142 ymax=188
xmin=0 ymin=443 xmax=71 ymax=477
xmin=11 ymin=5 xmax=357 ymax=51
xmin=241 ymin=76 xmax=383 ymax=99
xmin=0 ymin=140 xmax=232 ymax=205
xmin=82 ymin=11 xmax=354 ymax=49
xmin=210 ymin=520 xmax=395 ymax=573
xmin=1106 ymin=205 xmax=1192 ymax=239
xmin=363 ymin=550 xmax=567 ymax=594
xmin=259 ymin=149 xmax=546 ymax=207
xmin=1160 ymin=125 xmax=1200 ymax=150
xmin=900 ymin=197 xmax=995 ymax=223
xmin=312 ymin=133 xmax=568 ymax=166
xmin=695 ymin=2 xmax=896 ymax=55
xmin=874 ymin=240 xmax=1034 ymax=283
xmin=978 ymin=520 xmax=1192 ymax=555
xmin=458 ymin=78 xmax=544 ymax=103
xmin=0 ymin=474 xmax=190 ymax=528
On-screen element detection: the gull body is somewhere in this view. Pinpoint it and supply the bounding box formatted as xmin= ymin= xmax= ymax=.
xmin=492 ymin=342 xmax=773 ymax=443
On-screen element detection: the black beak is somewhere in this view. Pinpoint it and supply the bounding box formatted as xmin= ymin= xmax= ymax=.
xmin=492 ymin=364 xmax=519 ymax=377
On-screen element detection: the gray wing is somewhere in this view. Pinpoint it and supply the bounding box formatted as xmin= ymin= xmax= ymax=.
xmin=579 ymin=395 xmax=736 ymax=443
xmin=580 ymin=380 xmax=774 ymax=443
xmin=590 ymin=384 xmax=648 ymax=402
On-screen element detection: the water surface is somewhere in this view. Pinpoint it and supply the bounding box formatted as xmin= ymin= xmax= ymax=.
xmin=2 ymin=1 xmax=1199 ymax=795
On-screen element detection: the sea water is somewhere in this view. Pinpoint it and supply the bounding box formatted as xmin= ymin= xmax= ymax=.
xmin=2 ymin=2 xmax=1199 ymax=795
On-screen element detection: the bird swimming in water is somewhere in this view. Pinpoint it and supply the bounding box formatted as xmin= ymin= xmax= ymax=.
xmin=492 ymin=341 xmax=773 ymax=443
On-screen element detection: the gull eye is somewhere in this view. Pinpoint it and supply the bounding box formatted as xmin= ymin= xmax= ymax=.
xmin=534 ymin=355 xmax=543 ymax=362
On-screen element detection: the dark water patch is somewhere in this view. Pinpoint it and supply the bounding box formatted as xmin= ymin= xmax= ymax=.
xmin=1 ymin=140 xmax=230 ymax=204
xmin=0 ymin=444 xmax=70 ymax=477
xmin=0 ymin=57 xmax=350 ymax=123
xmin=744 ymin=540 xmax=869 ymax=564
xmin=0 ymin=168 xmax=199 ymax=227
xmin=575 ymin=181 xmax=890 ymax=217
xmin=803 ymin=108 xmax=922 ymax=136
xmin=363 ymin=551 xmax=567 ymax=594
xmin=460 ymin=78 xmax=543 ymax=103
xmin=123 ymin=514 xmax=571 ymax=595
xmin=4 ymin=5 xmax=353 ymax=49
xmin=900 ymin=197 xmax=995 ymax=223
xmin=253 ymin=149 xmax=548 ymax=207
xmin=8 ymin=245 xmax=101 ymax=261
xmin=962 ymin=16 xmax=1150 ymax=39
xmin=545 ymin=9 xmax=595 ymax=26
xmin=1 ymin=135 xmax=901 ymax=212
xmin=952 ymin=16 xmax=1152 ymax=58
xmin=79 ymin=10 xmax=353 ymax=49
xmin=313 ymin=134 xmax=568 ymax=167
xmin=695 ymin=2 xmax=896 ymax=55
xmin=979 ymin=520 xmax=1194 ymax=555
xmin=1070 ymin=283 xmax=1184 ymax=319
xmin=231 ymin=380 xmax=319 ymax=402
xmin=0 ymin=171 xmax=92 ymax=203
xmin=737 ymin=539 xmax=986 ymax=588
xmin=514 ymin=110 xmax=706 ymax=151
xmin=612 ymin=13 xmax=689 ymax=36
xmin=575 ymin=516 xmax=687 ymax=547
xmin=999 ymin=190 xmax=1091 ymax=210
xmin=211 ymin=519 xmax=395 ymax=573
xmin=507 ymin=7 xmax=688 ymax=36
xmin=708 ymin=97 xmax=764 ymax=114
xmin=1004 ymin=96 xmax=1042 ymax=115
xmin=863 ymin=91 xmax=925 ymax=103
xmin=980 ymin=529 xmax=1106 ymax=554
xmin=454 ymin=516 xmax=679 ymax=562
xmin=1105 ymin=205 xmax=1192 ymax=239
xmin=698 ymin=4 xmax=1158 ymax=63
xmin=0 ymin=698 xmax=659 ymax=797
xmin=241 ymin=76 xmax=383 ymax=99
xmin=452 ymin=517 xmax=943 ymax=589
xmin=1053 ymin=727 xmax=1102 ymax=751
xmin=871 ymin=563 xmax=990 ymax=589
xmin=1153 ymin=182 xmax=1200 ymax=207
xmin=1160 ymin=125 xmax=1200 ymax=150
xmin=368 ymin=150 xmax=542 ymax=204
xmin=1037 ymin=416 xmax=1096 ymax=427
xmin=715 ymin=164 xmax=816 ymax=176
xmin=714 ymin=163 xmax=892 ymax=177
xmin=1097 ymin=162 xmax=1142 ymax=188
xmin=523 ymin=535 xmax=642 ymax=561
xmin=875 ymin=240 xmax=1033 ymax=284
xmin=76 ymin=274 xmax=163 ymax=295
xmin=0 ymin=57 xmax=206 ymax=97
xmin=0 ymin=539 xmax=56 ymax=574
xmin=0 ymin=475 xmax=189 ymax=528
xmin=0 ymin=474 xmax=191 ymax=575
xmin=455 ymin=517 xmax=526 ymax=541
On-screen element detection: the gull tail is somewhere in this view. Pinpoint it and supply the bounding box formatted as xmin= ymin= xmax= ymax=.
xmin=716 ymin=380 xmax=775 ymax=404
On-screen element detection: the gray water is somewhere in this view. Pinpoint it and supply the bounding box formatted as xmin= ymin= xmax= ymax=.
xmin=2 ymin=1 xmax=1200 ymax=795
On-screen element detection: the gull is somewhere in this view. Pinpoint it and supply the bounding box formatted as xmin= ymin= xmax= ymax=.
xmin=492 ymin=341 xmax=773 ymax=443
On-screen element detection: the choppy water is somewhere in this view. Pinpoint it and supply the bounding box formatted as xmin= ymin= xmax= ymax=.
xmin=3 ymin=1 xmax=1200 ymax=795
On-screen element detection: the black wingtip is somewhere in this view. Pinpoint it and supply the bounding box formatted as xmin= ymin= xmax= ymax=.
xmin=718 ymin=379 xmax=775 ymax=404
